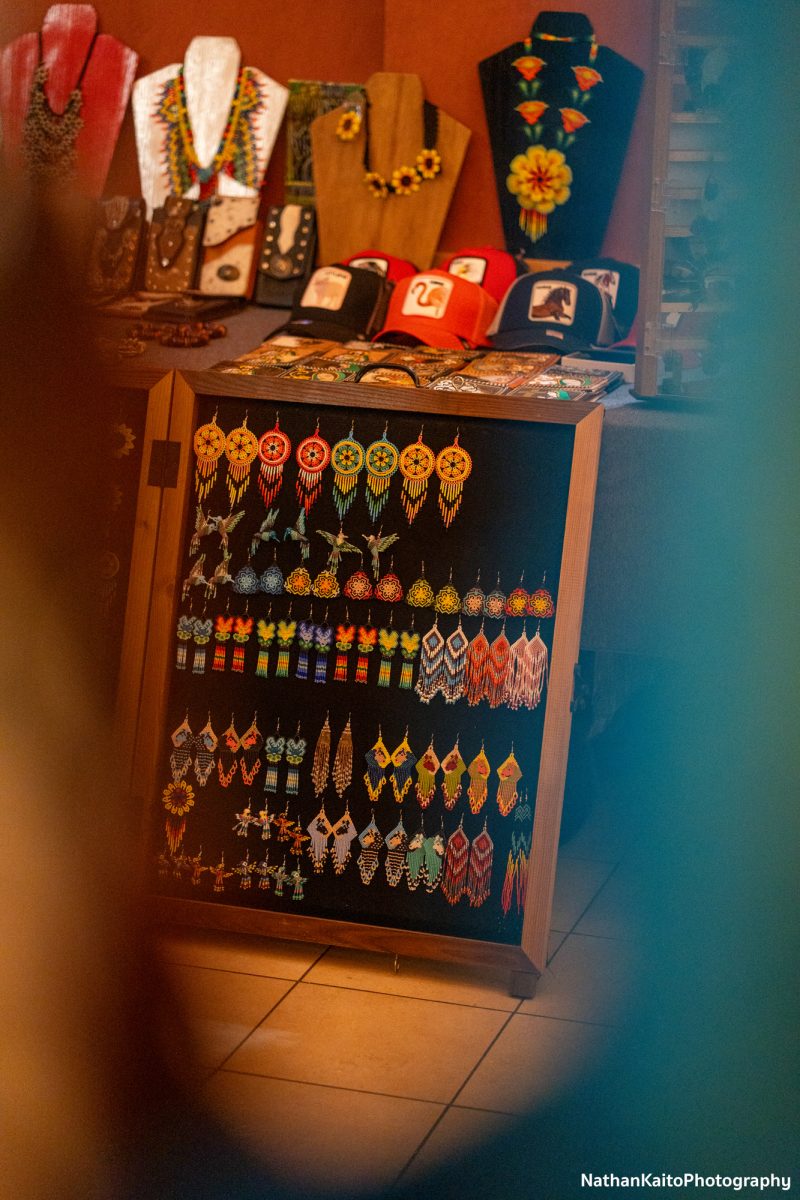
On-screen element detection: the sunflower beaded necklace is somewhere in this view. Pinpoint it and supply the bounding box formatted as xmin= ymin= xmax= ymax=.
xmin=337 ymin=96 xmax=442 ymax=198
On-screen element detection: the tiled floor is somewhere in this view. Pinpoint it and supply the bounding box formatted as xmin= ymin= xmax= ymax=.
xmin=158 ymin=794 xmax=634 ymax=1195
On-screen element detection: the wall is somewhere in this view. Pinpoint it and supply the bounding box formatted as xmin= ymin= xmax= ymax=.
xmin=1 ymin=1 xmax=656 ymax=262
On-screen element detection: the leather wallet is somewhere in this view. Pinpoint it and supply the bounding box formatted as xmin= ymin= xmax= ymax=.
xmin=198 ymin=196 xmax=262 ymax=297
xmin=87 ymin=196 xmax=146 ymax=299
xmin=254 ymin=204 xmax=316 ymax=308
xmin=144 ymin=197 xmax=204 ymax=293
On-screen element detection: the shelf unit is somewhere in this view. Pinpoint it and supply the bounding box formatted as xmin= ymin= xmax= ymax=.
xmin=634 ymin=0 xmax=734 ymax=401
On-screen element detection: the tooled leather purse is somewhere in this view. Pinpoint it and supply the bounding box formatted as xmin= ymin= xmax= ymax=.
xmin=198 ymin=196 xmax=263 ymax=297
xmin=86 ymin=196 xmax=146 ymax=299
xmin=254 ymin=204 xmax=316 ymax=308
xmin=144 ymin=196 xmax=204 ymax=292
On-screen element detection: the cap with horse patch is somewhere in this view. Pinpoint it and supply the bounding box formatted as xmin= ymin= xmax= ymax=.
xmin=488 ymin=269 xmax=615 ymax=353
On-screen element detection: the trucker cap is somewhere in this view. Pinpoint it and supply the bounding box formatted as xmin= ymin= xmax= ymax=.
xmin=343 ymin=250 xmax=418 ymax=284
xmin=488 ymin=269 xmax=615 ymax=353
xmin=281 ymin=263 xmax=390 ymax=342
xmin=374 ymin=269 xmax=498 ymax=349
xmin=440 ymin=245 xmax=528 ymax=305
xmin=570 ymin=257 xmax=640 ymax=340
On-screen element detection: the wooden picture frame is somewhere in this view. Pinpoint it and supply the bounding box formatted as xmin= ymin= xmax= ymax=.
xmin=119 ymin=370 xmax=603 ymax=996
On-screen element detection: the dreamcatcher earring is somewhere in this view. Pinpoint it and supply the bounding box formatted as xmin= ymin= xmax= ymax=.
xmin=255 ymin=606 xmax=275 ymax=677
xmin=295 ymin=608 xmax=315 ymax=680
xmin=212 ymin=601 xmax=234 ymax=671
xmin=257 ymin=415 xmax=292 ymax=508
xmin=496 ymin=747 xmax=523 ymax=816
xmin=275 ymin=608 xmax=297 ymax=677
xmin=363 ymin=727 xmax=390 ymax=803
xmin=330 ymin=804 xmax=357 ymax=874
xmin=441 ymin=739 xmax=466 ymax=810
xmin=390 ymin=728 xmax=417 ymax=803
xmin=415 ymin=738 xmax=440 ymax=809
xmin=193 ymin=408 xmax=225 ymax=502
xmin=399 ymin=427 xmax=435 ymax=524
xmin=406 ymin=561 xmax=435 ymax=609
xmin=231 ymin=607 xmax=253 ymax=672
xmin=161 ymin=780 xmax=195 ymax=856
xmin=313 ymin=611 xmax=333 ymax=682
xmin=218 ymin=716 xmax=240 ymax=787
xmin=384 ymin=815 xmax=409 ymax=886
xmin=355 ymin=612 xmax=377 ymax=684
xmin=467 ymin=744 xmax=491 ymax=814
xmin=357 ymin=812 xmax=384 ymax=885
xmin=440 ymin=817 xmax=470 ymax=904
xmin=399 ymin=618 xmax=420 ymax=690
xmin=306 ymin=806 xmax=333 ymax=873
xmin=415 ymin=618 xmax=445 ymax=702
xmin=193 ymin=714 xmax=218 ymax=787
xmin=168 ymin=713 xmax=193 ymax=781
xmin=364 ymin=423 xmax=399 ymax=523
xmin=295 ymin=422 xmax=331 ymax=514
xmin=191 ymin=611 xmax=213 ymax=674
xmin=331 ymin=423 xmax=365 ymax=519
xmin=377 ymin=615 xmax=399 ymax=688
xmin=464 ymin=620 xmax=490 ymax=706
xmin=332 ymin=716 xmax=353 ymax=797
xmin=263 ymin=721 xmax=285 ymax=793
xmin=239 ymin=714 xmax=263 ymax=785
xmin=311 ymin=713 xmax=331 ymax=797
xmin=225 ymin=413 xmax=259 ymax=506
xmin=527 ymin=572 xmax=555 ymax=620
xmin=466 ymin=819 xmax=494 ymax=908
xmin=436 ymin=431 xmax=472 ymax=529
xmin=334 ymin=612 xmax=356 ymax=681
xmin=284 ymin=723 xmax=307 ymax=796
xmin=442 ymin=620 xmax=468 ymax=703
xmin=485 ymin=621 xmax=512 ymax=709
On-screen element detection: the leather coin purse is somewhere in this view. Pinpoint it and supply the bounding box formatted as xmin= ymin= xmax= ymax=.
xmin=198 ymin=196 xmax=262 ymax=298
xmin=87 ymin=196 xmax=146 ymax=300
xmin=254 ymin=204 xmax=316 ymax=308
xmin=144 ymin=197 xmax=204 ymax=293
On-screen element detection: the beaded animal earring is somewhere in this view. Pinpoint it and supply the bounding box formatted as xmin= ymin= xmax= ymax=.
xmin=212 ymin=603 xmax=234 ymax=671
xmin=175 ymin=609 xmax=195 ymax=671
xmin=255 ymin=608 xmax=276 ymax=677
xmin=333 ymin=616 xmax=356 ymax=681
xmin=363 ymin=728 xmax=390 ymax=803
xmin=415 ymin=739 xmax=440 ymax=808
xmin=307 ymin=807 xmax=333 ymax=873
xmin=218 ymin=716 xmax=240 ymax=786
xmin=275 ymin=611 xmax=298 ymax=677
xmin=231 ymin=609 xmax=253 ymax=672
xmin=285 ymin=723 xmax=307 ymax=796
xmin=191 ymin=612 xmax=213 ymax=674
xmin=399 ymin=620 xmax=420 ymax=690
xmin=239 ymin=714 xmax=263 ymax=786
xmin=263 ymin=721 xmax=285 ymax=793
xmin=441 ymin=740 xmax=466 ymax=809
xmin=355 ymin=615 xmax=377 ymax=683
xmin=357 ymin=813 xmax=384 ymax=884
xmin=467 ymin=744 xmax=491 ymax=814
xmin=313 ymin=613 xmax=333 ymax=682
xmin=295 ymin=610 xmax=316 ymax=680
xmin=377 ymin=620 xmax=399 ymax=688
xmin=330 ymin=805 xmax=357 ymax=874
xmin=390 ymin=729 xmax=416 ymax=803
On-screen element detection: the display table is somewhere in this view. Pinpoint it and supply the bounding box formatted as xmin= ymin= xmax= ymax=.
xmin=101 ymin=304 xmax=713 ymax=660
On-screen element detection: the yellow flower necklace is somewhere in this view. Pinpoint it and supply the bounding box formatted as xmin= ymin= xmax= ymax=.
xmin=336 ymin=97 xmax=442 ymax=198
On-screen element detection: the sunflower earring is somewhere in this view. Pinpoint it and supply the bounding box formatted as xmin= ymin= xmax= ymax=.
xmin=364 ymin=424 xmax=399 ymax=522
xmin=436 ymin=432 xmax=472 ymax=528
xmin=406 ymin=561 xmax=435 ymax=609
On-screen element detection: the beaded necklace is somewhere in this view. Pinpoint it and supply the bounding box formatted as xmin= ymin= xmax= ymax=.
xmin=337 ymin=96 xmax=442 ymax=198
xmin=158 ymin=64 xmax=264 ymax=199
xmin=22 ymin=33 xmax=96 ymax=180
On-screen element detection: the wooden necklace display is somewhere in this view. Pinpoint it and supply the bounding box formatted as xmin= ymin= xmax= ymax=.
xmin=132 ymin=36 xmax=288 ymax=215
xmin=0 ymin=3 xmax=138 ymax=197
xmin=310 ymin=72 xmax=470 ymax=269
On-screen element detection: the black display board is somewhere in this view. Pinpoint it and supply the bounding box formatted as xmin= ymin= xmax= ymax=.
xmin=123 ymin=371 xmax=602 ymax=989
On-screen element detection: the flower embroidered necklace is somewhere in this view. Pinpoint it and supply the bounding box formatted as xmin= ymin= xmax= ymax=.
xmin=336 ymin=96 xmax=442 ymax=198
xmin=506 ymin=34 xmax=604 ymax=243
xmin=157 ymin=64 xmax=264 ymax=199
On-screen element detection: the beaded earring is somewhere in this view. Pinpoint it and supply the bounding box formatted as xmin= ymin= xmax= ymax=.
xmin=193 ymin=715 xmax=218 ymax=787
xmin=466 ymin=820 xmax=494 ymax=908
xmin=284 ymin=723 xmax=307 ymax=796
xmin=307 ymin=806 xmax=333 ymax=873
xmin=333 ymin=615 xmax=356 ymax=681
xmin=263 ymin=721 xmax=285 ymax=794
xmin=331 ymin=423 xmax=366 ymax=520
xmin=283 ymin=509 xmax=311 ymax=561
xmin=168 ymin=713 xmax=193 ymax=781
xmin=363 ymin=728 xmax=390 ymax=803
xmin=313 ymin=612 xmax=333 ymax=683
xmin=374 ymin=556 xmax=404 ymax=603
xmin=231 ymin=609 xmax=253 ymax=672
xmin=330 ymin=805 xmax=357 ymax=874
xmin=399 ymin=427 xmax=435 ymax=524
xmin=527 ymin=572 xmax=555 ymax=619
xmin=218 ymin=716 xmax=240 ymax=787
xmin=377 ymin=620 xmax=399 ymax=688
xmin=398 ymin=620 xmax=420 ymax=690
xmin=175 ymin=608 xmax=195 ymax=671
xmin=255 ymin=608 xmax=276 ymax=677
xmin=434 ymin=569 xmax=461 ymax=616
xmin=259 ymin=548 xmax=284 ymax=595
xmin=406 ymin=561 xmax=435 ymax=608
xmin=249 ymin=508 xmax=281 ymax=558
xmin=225 ymin=415 xmax=258 ymax=506
xmin=332 ymin=716 xmax=353 ymax=797
xmin=364 ymin=425 xmax=399 ymax=523
xmin=257 ymin=416 xmax=292 ymax=508
xmin=415 ymin=619 xmax=445 ymax=703
xmin=355 ymin=613 xmax=377 ymax=683
xmin=496 ymin=749 xmax=522 ymax=816
xmin=343 ymin=553 xmax=373 ymax=601
xmin=505 ymin=572 xmax=529 ymax=618
xmin=191 ymin=612 xmax=213 ymax=674
xmin=384 ymin=815 xmax=408 ymax=886
xmin=464 ymin=620 xmax=490 ymax=706
xmin=295 ymin=423 xmax=331 ymax=515
xmin=239 ymin=714 xmax=263 ymax=786
xmin=483 ymin=574 xmax=507 ymax=620
xmin=193 ymin=409 xmax=225 ymax=501
xmin=485 ymin=621 xmax=512 ymax=709
xmin=363 ymin=529 xmax=399 ymax=581
xmin=461 ymin=569 xmax=485 ymax=618
xmin=441 ymin=740 xmax=466 ymax=809
xmin=295 ymin=610 xmax=316 ymax=680
xmin=467 ymin=744 xmax=491 ymax=814
xmin=275 ymin=611 xmax=298 ymax=677
xmin=311 ymin=713 xmax=331 ymax=798
xmin=440 ymin=818 xmax=470 ymax=904
xmin=390 ymin=729 xmax=416 ymax=803
xmin=442 ymin=621 xmax=468 ymax=703
xmin=357 ymin=813 xmax=384 ymax=885
xmin=212 ymin=604 xmax=233 ymax=671
xmin=436 ymin=432 xmax=472 ymax=528
xmin=415 ymin=738 xmax=439 ymax=808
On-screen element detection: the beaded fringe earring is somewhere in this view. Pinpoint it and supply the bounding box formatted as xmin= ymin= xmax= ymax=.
xmin=440 ymin=818 xmax=470 ymax=904
xmin=415 ymin=739 xmax=439 ymax=808
xmin=332 ymin=716 xmax=353 ymax=797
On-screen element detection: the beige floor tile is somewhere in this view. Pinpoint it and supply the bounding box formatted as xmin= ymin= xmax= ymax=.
xmin=520 ymin=933 xmax=633 ymax=1025
xmin=170 ymin=964 xmax=294 ymax=1068
xmin=574 ymin=862 xmax=642 ymax=940
xmin=548 ymin=929 xmax=568 ymax=962
xmin=158 ymin=927 xmax=325 ymax=979
xmin=400 ymin=1105 xmax=517 ymax=1186
xmin=205 ymin=1070 xmax=442 ymax=1195
xmin=305 ymin=947 xmax=519 ymax=1011
xmin=225 ymin=981 xmax=508 ymax=1102
xmin=550 ymin=858 xmax=617 ymax=932
xmin=456 ymin=1013 xmax=612 ymax=1114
